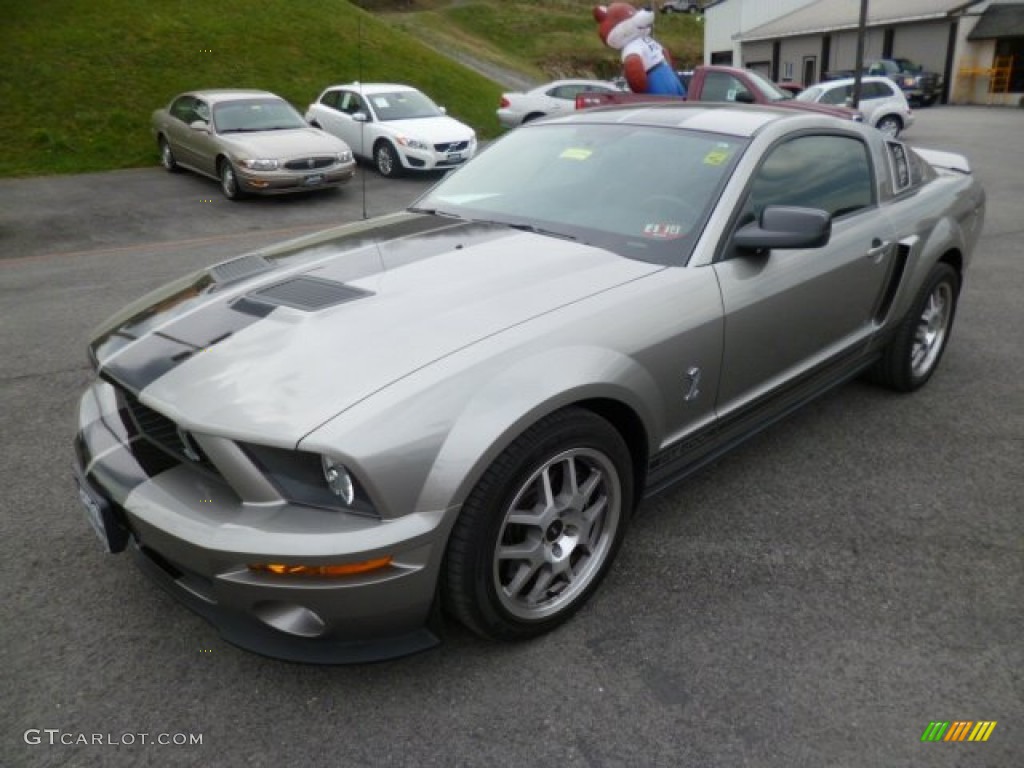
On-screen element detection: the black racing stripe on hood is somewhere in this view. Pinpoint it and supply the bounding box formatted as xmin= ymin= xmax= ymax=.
xmin=99 ymin=298 xmax=268 ymax=393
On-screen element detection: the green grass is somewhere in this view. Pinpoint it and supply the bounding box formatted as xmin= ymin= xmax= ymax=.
xmin=0 ymin=0 xmax=504 ymax=177
xmin=380 ymin=1 xmax=704 ymax=81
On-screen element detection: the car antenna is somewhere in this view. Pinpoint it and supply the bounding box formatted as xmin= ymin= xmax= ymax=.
xmin=359 ymin=16 xmax=368 ymax=221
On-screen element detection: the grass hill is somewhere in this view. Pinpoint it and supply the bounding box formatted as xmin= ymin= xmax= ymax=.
xmin=0 ymin=0 xmax=502 ymax=177
xmin=371 ymin=1 xmax=704 ymax=84
xmin=1 ymin=0 xmax=704 ymax=178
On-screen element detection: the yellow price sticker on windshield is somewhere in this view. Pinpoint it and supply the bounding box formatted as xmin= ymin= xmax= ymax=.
xmin=703 ymin=148 xmax=731 ymax=166
xmin=560 ymin=148 xmax=593 ymax=161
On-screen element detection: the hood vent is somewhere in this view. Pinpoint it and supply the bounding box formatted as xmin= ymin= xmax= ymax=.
xmin=248 ymin=275 xmax=371 ymax=311
xmin=210 ymin=254 xmax=273 ymax=284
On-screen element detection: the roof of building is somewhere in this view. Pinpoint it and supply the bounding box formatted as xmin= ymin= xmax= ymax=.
xmin=736 ymin=0 xmax=983 ymax=42
xmin=968 ymin=3 xmax=1024 ymax=39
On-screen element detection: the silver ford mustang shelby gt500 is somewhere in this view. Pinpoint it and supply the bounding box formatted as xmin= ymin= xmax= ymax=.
xmin=73 ymin=103 xmax=985 ymax=662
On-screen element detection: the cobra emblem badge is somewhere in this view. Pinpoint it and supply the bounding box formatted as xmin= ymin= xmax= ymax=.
xmin=682 ymin=366 xmax=702 ymax=402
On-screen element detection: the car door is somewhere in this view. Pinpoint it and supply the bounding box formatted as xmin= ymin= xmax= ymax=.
xmin=184 ymin=98 xmax=221 ymax=176
xmin=712 ymin=132 xmax=897 ymax=415
xmin=326 ymin=90 xmax=370 ymax=157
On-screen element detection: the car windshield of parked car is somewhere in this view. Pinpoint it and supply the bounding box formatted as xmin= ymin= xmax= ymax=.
xmin=412 ymin=123 xmax=748 ymax=265
xmin=368 ymin=90 xmax=443 ymax=121
xmin=213 ymin=98 xmax=307 ymax=133
xmin=746 ymin=70 xmax=793 ymax=102
xmin=795 ymin=85 xmax=825 ymax=103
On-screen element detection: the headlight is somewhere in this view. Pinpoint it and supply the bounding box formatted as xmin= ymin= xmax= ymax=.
xmin=241 ymin=443 xmax=376 ymax=516
xmin=396 ymin=135 xmax=430 ymax=151
xmin=337 ymin=150 xmax=353 ymax=163
xmin=321 ymin=456 xmax=354 ymax=505
xmin=239 ymin=158 xmax=280 ymax=171
xmin=902 ymin=76 xmax=916 ymax=88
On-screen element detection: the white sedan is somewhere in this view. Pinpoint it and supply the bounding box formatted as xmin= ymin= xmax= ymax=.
xmin=306 ymin=83 xmax=477 ymax=177
xmin=497 ymin=79 xmax=624 ymax=129
xmin=796 ymin=76 xmax=914 ymax=138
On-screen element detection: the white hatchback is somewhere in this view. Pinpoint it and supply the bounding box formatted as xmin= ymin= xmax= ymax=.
xmin=796 ymin=76 xmax=913 ymax=138
xmin=306 ymin=83 xmax=477 ymax=177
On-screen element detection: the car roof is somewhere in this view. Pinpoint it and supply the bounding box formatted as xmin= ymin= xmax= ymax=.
xmin=552 ymin=101 xmax=848 ymax=139
xmin=184 ymin=89 xmax=283 ymax=104
xmin=817 ymin=76 xmax=894 ymax=90
xmin=323 ymin=83 xmax=421 ymax=95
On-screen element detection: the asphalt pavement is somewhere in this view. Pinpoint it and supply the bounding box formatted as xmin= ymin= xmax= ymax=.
xmin=1 ymin=108 xmax=1021 ymax=768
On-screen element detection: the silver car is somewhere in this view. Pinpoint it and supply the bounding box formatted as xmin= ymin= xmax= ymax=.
xmin=75 ymin=104 xmax=985 ymax=662
xmin=152 ymin=89 xmax=356 ymax=199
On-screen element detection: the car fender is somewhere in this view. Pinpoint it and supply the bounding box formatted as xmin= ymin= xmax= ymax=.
xmin=418 ymin=344 xmax=664 ymax=515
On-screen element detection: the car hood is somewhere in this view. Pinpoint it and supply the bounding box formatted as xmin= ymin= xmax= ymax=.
xmin=220 ymin=127 xmax=347 ymax=157
xmin=380 ymin=116 xmax=473 ymax=142
xmin=91 ymin=213 xmax=660 ymax=446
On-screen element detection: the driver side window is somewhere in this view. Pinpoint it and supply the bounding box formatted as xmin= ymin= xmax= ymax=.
xmin=741 ymin=134 xmax=874 ymax=223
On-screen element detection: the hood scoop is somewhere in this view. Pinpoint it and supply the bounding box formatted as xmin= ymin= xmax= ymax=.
xmin=247 ymin=275 xmax=372 ymax=311
xmin=210 ymin=254 xmax=274 ymax=284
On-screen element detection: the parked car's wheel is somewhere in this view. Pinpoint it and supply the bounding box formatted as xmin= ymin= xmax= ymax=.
xmin=870 ymin=262 xmax=959 ymax=392
xmin=374 ymin=141 xmax=402 ymax=178
xmin=444 ymin=408 xmax=633 ymax=640
xmin=158 ymin=137 xmax=179 ymax=172
xmin=876 ymin=114 xmax=903 ymax=138
xmin=218 ymin=158 xmax=243 ymax=200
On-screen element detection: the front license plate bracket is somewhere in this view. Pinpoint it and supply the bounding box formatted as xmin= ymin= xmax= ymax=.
xmin=73 ymin=468 xmax=130 ymax=553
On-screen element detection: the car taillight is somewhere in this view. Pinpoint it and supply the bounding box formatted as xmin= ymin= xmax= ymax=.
xmin=500 ymin=96 xmax=510 ymax=108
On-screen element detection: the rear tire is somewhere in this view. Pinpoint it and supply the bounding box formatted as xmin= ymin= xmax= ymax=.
xmin=868 ymin=263 xmax=959 ymax=392
xmin=443 ymin=408 xmax=633 ymax=641
xmin=159 ymin=137 xmax=178 ymax=172
xmin=876 ymin=114 xmax=902 ymax=139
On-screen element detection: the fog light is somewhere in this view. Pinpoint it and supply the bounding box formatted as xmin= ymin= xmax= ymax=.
xmin=321 ymin=456 xmax=355 ymax=505
xmin=249 ymin=557 xmax=393 ymax=577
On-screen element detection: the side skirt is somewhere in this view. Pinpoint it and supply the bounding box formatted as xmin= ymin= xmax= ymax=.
xmin=643 ymin=346 xmax=878 ymax=499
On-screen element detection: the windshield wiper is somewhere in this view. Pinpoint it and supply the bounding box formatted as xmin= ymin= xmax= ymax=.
xmin=505 ymin=222 xmax=578 ymax=242
xmin=407 ymin=206 xmax=464 ymax=220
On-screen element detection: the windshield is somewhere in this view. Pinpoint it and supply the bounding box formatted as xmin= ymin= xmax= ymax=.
xmin=795 ymin=85 xmax=825 ymax=102
xmin=367 ymin=90 xmax=443 ymax=121
xmin=892 ymin=58 xmax=922 ymax=73
xmin=213 ymin=98 xmax=307 ymax=133
xmin=746 ymin=70 xmax=793 ymax=101
xmin=412 ymin=123 xmax=748 ymax=265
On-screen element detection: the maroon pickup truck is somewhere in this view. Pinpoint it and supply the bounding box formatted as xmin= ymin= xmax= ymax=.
xmin=577 ymin=65 xmax=863 ymax=122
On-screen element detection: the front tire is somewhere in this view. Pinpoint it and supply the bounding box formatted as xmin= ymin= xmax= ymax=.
xmin=444 ymin=408 xmax=633 ymax=640
xmin=869 ymin=262 xmax=960 ymax=392
xmin=374 ymin=141 xmax=402 ymax=178
xmin=218 ymin=158 xmax=243 ymax=200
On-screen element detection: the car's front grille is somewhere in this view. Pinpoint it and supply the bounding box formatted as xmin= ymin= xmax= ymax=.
xmin=283 ymin=156 xmax=336 ymax=171
xmin=434 ymin=141 xmax=468 ymax=153
xmin=118 ymin=387 xmax=220 ymax=475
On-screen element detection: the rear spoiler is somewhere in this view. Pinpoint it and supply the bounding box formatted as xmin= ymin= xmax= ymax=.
xmin=915 ymin=147 xmax=971 ymax=174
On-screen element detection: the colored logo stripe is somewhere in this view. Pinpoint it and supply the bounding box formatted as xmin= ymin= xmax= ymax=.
xmin=921 ymin=721 xmax=997 ymax=742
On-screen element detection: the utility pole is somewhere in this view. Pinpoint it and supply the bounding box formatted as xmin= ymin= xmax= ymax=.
xmin=850 ymin=0 xmax=869 ymax=109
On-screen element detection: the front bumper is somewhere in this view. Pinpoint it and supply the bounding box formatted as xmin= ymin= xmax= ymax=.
xmin=73 ymin=378 xmax=447 ymax=663
xmin=236 ymin=160 xmax=356 ymax=195
xmin=396 ymin=143 xmax=475 ymax=172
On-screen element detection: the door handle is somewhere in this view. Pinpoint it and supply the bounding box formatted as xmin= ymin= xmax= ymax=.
xmin=866 ymin=239 xmax=891 ymax=262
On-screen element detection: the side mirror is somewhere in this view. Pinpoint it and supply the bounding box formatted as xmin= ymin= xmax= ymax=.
xmin=352 ymin=111 xmax=369 ymax=123
xmin=189 ymin=120 xmax=210 ymax=133
xmin=734 ymin=91 xmax=756 ymax=104
xmin=733 ymin=206 xmax=831 ymax=253
xmin=439 ymin=105 xmax=447 ymax=115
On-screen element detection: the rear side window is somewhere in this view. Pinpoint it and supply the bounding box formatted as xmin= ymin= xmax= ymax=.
xmin=743 ymin=134 xmax=874 ymax=220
